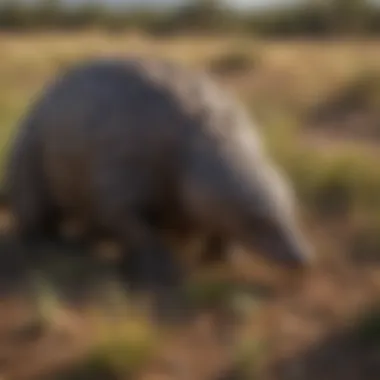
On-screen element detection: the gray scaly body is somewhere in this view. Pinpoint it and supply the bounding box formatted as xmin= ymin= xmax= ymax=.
xmin=5 ymin=57 xmax=313 ymax=312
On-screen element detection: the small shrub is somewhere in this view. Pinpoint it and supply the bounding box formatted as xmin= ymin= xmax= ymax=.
xmin=271 ymin=135 xmax=380 ymax=222
xmin=208 ymin=48 xmax=260 ymax=76
xmin=312 ymin=70 xmax=380 ymax=117
xmin=350 ymin=305 xmax=380 ymax=345
xmin=185 ymin=278 xmax=235 ymax=309
xmin=53 ymin=360 xmax=118 ymax=380
xmin=87 ymin=310 xmax=159 ymax=377
xmin=308 ymin=69 xmax=380 ymax=139
xmin=232 ymin=337 xmax=268 ymax=380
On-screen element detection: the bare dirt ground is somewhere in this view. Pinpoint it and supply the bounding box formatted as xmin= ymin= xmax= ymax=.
xmin=0 ymin=216 xmax=378 ymax=380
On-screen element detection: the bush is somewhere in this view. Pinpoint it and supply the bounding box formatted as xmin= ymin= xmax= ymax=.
xmin=208 ymin=48 xmax=260 ymax=76
xmin=72 ymin=310 xmax=159 ymax=380
xmin=308 ymin=69 xmax=380 ymax=139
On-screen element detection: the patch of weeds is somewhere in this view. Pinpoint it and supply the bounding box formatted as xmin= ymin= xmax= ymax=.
xmin=209 ymin=46 xmax=261 ymax=76
xmin=276 ymin=143 xmax=380 ymax=220
xmin=34 ymin=276 xmax=63 ymax=324
xmin=312 ymin=69 xmax=380 ymax=116
xmin=54 ymin=362 xmax=118 ymax=380
xmin=349 ymin=305 xmax=380 ymax=346
xmin=232 ymin=336 xmax=269 ymax=380
xmin=184 ymin=278 xmax=268 ymax=328
xmin=229 ymin=291 xmax=263 ymax=321
xmin=261 ymin=112 xmax=301 ymax=156
xmin=2 ymin=276 xmax=64 ymax=343
xmin=87 ymin=311 xmax=160 ymax=377
xmin=250 ymin=91 xmax=380 ymax=228
xmin=338 ymin=70 xmax=380 ymax=110
xmin=54 ymin=309 xmax=159 ymax=380
xmin=306 ymin=158 xmax=357 ymax=217
xmin=185 ymin=278 xmax=236 ymax=310
xmin=38 ymin=252 xmax=111 ymax=293
xmin=308 ymin=68 xmax=380 ymax=138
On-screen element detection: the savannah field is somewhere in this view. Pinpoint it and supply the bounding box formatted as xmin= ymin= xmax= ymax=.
xmin=0 ymin=32 xmax=379 ymax=380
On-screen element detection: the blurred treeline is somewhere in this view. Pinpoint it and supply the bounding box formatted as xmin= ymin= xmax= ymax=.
xmin=1 ymin=0 xmax=380 ymax=36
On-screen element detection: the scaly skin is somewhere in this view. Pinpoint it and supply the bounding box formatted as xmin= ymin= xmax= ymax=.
xmin=4 ymin=57 xmax=313 ymax=319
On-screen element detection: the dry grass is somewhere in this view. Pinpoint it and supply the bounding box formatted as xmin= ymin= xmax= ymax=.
xmin=0 ymin=32 xmax=380 ymax=380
